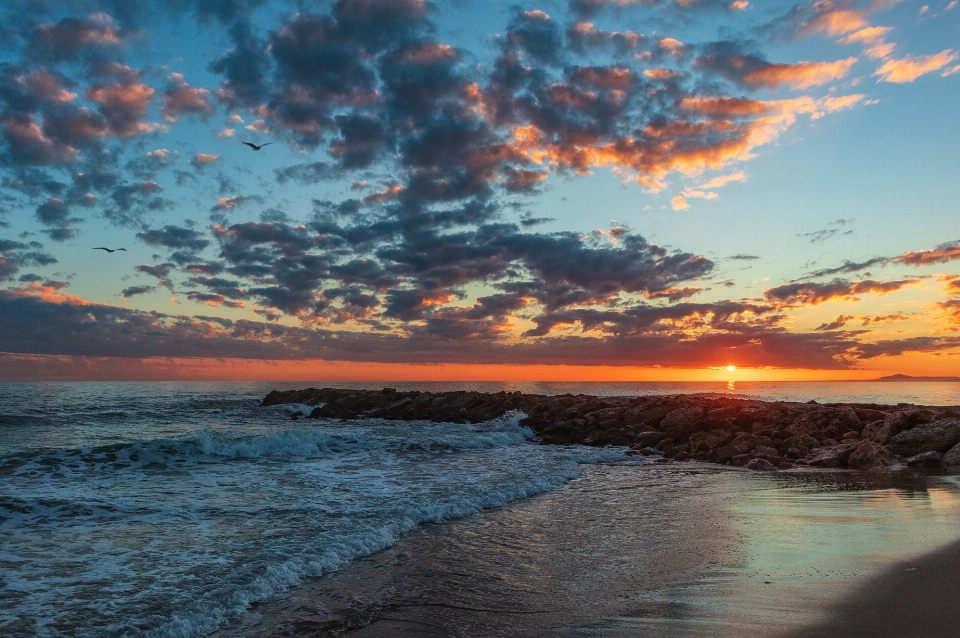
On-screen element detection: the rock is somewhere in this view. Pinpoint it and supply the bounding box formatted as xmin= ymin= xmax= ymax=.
xmin=745 ymin=458 xmax=778 ymax=472
xmin=887 ymin=419 xmax=960 ymax=457
xmin=654 ymin=437 xmax=676 ymax=452
xmin=944 ymin=443 xmax=960 ymax=467
xmin=688 ymin=429 xmax=734 ymax=452
xmin=863 ymin=411 xmax=917 ymax=444
xmin=840 ymin=431 xmax=861 ymax=441
xmin=779 ymin=434 xmax=820 ymax=460
xmin=660 ymin=406 xmax=705 ymax=438
xmin=632 ymin=429 xmax=667 ymax=448
xmin=847 ymin=441 xmax=897 ymax=470
xmin=753 ymin=446 xmax=779 ymax=457
xmin=906 ymin=451 xmax=945 ymax=468
xmin=806 ymin=443 xmax=856 ymax=468
xmin=636 ymin=447 xmax=659 ymax=456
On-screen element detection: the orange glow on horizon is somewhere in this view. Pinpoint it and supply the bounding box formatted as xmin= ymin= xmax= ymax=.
xmin=0 ymin=353 xmax=932 ymax=383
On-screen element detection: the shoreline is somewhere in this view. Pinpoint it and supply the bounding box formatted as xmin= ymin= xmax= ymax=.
xmin=263 ymin=387 xmax=960 ymax=472
xmin=211 ymin=463 xmax=960 ymax=638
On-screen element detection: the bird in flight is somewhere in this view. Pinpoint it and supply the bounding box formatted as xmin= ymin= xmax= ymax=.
xmin=242 ymin=142 xmax=272 ymax=151
xmin=93 ymin=247 xmax=127 ymax=253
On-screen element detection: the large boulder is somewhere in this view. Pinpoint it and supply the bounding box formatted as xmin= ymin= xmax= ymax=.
xmin=806 ymin=443 xmax=857 ymax=468
xmin=944 ymin=442 xmax=960 ymax=467
xmin=660 ymin=406 xmax=706 ymax=439
xmin=887 ymin=419 xmax=960 ymax=457
xmin=862 ymin=410 xmax=941 ymax=445
xmin=847 ymin=441 xmax=897 ymax=470
xmin=632 ymin=429 xmax=667 ymax=448
xmin=778 ymin=434 xmax=820 ymax=460
xmin=688 ymin=429 xmax=734 ymax=452
xmin=713 ymin=433 xmax=772 ymax=463
xmin=745 ymin=458 xmax=778 ymax=472
xmin=906 ymin=451 xmax=945 ymax=468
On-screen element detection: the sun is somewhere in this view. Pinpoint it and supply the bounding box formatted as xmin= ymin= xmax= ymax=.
xmin=725 ymin=365 xmax=736 ymax=372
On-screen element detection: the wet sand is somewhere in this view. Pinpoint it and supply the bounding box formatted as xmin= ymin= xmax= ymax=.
xmin=214 ymin=464 xmax=960 ymax=638
xmin=785 ymin=537 xmax=960 ymax=638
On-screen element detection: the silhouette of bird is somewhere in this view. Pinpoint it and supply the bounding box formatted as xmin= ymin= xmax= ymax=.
xmin=242 ymin=142 xmax=272 ymax=151
xmin=93 ymin=247 xmax=127 ymax=253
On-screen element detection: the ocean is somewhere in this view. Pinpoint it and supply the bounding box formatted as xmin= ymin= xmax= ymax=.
xmin=2 ymin=381 xmax=959 ymax=637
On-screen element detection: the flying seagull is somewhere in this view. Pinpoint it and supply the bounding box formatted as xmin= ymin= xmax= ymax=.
xmin=242 ymin=142 xmax=272 ymax=151
xmin=93 ymin=247 xmax=127 ymax=253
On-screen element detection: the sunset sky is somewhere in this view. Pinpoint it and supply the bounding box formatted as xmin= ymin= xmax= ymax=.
xmin=0 ymin=0 xmax=959 ymax=381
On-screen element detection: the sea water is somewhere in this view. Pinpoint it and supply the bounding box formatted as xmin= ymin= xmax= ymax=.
xmin=0 ymin=382 xmax=629 ymax=637
xmin=1 ymin=380 xmax=959 ymax=637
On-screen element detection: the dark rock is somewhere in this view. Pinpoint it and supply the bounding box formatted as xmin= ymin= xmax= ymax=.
xmin=906 ymin=451 xmax=945 ymax=468
xmin=688 ymin=429 xmax=734 ymax=452
xmin=636 ymin=447 xmax=659 ymax=456
xmin=753 ymin=445 xmax=779 ymax=457
xmin=887 ymin=419 xmax=960 ymax=457
xmin=673 ymin=452 xmax=690 ymax=461
xmin=944 ymin=443 xmax=960 ymax=467
xmin=865 ymin=410 xmax=940 ymax=445
xmin=854 ymin=408 xmax=889 ymax=423
xmin=779 ymin=434 xmax=820 ymax=460
xmin=806 ymin=443 xmax=857 ymax=468
xmin=847 ymin=441 xmax=897 ymax=470
xmin=632 ymin=429 xmax=667 ymax=448
xmin=745 ymin=458 xmax=778 ymax=472
xmin=660 ymin=406 xmax=705 ymax=439
xmin=654 ymin=437 xmax=676 ymax=452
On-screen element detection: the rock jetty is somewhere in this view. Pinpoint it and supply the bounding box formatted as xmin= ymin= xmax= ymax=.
xmin=262 ymin=388 xmax=960 ymax=471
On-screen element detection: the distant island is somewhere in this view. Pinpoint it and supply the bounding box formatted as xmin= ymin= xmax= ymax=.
xmin=872 ymin=374 xmax=960 ymax=382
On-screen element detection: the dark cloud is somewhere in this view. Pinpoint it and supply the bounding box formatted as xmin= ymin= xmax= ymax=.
xmin=764 ymin=278 xmax=918 ymax=306
xmin=29 ymin=15 xmax=125 ymax=61
xmin=0 ymin=238 xmax=57 ymax=281
xmin=0 ymin=287 xmax=873 ymax=369
xmin=137 ymin=225 xmax=210 ymax=251
xmin=121 ymin=284 xmax=154 ymax=297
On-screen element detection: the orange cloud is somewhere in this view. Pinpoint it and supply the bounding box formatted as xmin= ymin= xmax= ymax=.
xmin=742 ymin=58 xmax=858 ymax=89
xmin=874 ymin=50 xmax=959 ymax=83
xmin=896 ymin=242 xmax=960 ymax=265
xmin=804 ymin=10 xmax=869 ymax=37
xmin=837 ymin=26 xmax=895 ymax=59
xmin=1 ymin=282 xmax=92 ymax=306
xmin=190 ymin=153 xmax=220 ymax=165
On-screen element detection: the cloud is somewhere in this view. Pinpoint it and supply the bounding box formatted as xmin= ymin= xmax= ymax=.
xmin=189 ymin=153 xmax=220 ymax=166
xmin=874 ymin=50 xmax=959 ymax=83
xmin=0 ymin=238 xmax=57 ymax=281
xmin=30 ymin=14 xmax=123 ymax=61
xmin=764 ymin=278 xmax=919 ymax=305
xmin=160 ymin=74 xmax=213 ymax=121
xmin=121 ymin=284 xmax=154 ymax=297
xmin=85 ymin=78 xmax=155 ymax=137
xmin=740 ymin=58 xmax=858 ymax=89
xmin=137 ymin=225 xmax=210 ymax=251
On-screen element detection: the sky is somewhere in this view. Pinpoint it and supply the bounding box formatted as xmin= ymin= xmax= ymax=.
xmin=0 ymin=0 xmax=959 ymax=381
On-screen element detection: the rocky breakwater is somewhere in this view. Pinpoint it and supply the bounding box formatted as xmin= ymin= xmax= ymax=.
xmin=261 ymin=388 xmax=960 ymax=472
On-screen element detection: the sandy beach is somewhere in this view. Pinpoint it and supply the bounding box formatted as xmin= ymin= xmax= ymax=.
xmin=786 ymin=536 xmax=960 ymax=638
xmin=213 ymin=464 xmax=960 ymax=637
